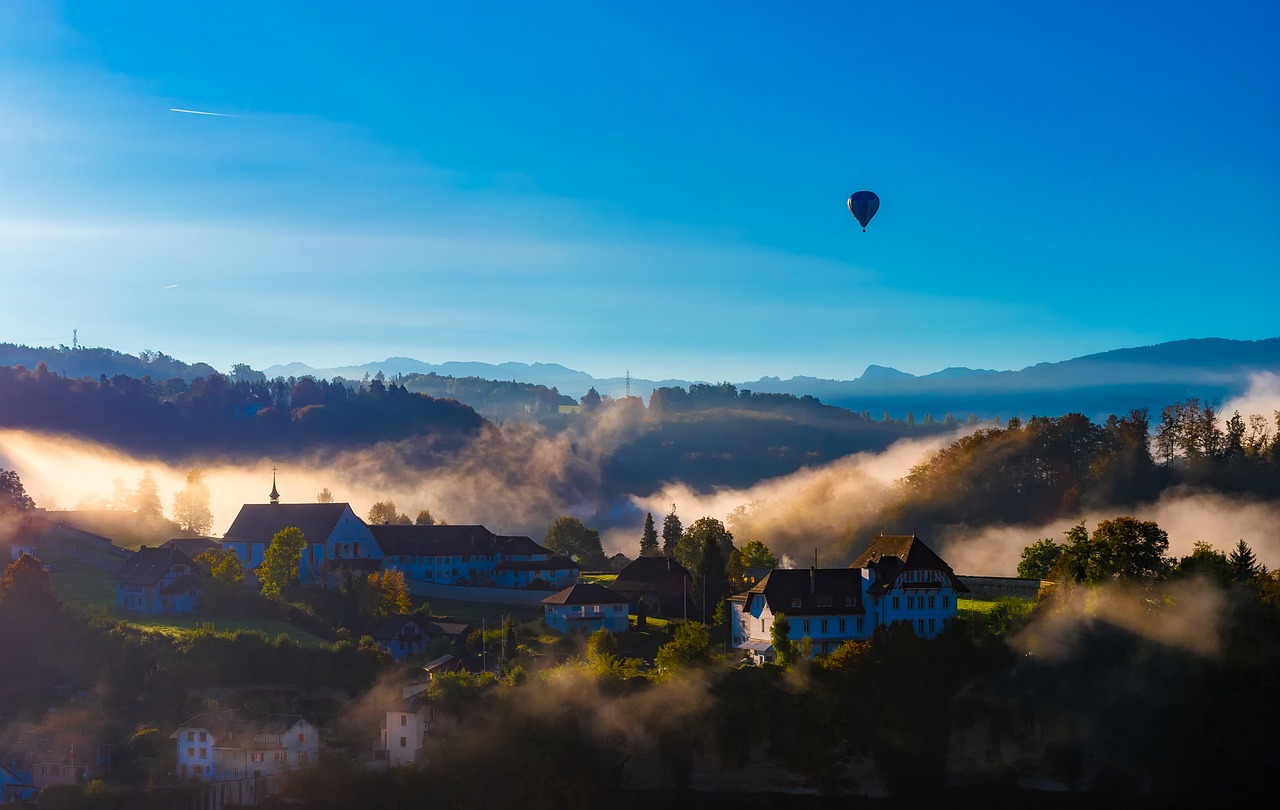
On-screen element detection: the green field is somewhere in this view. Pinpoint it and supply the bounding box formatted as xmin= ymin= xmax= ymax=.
xmin=416 ymin=595 xmax=542 ymax=625
xmin=117 ymin=615 xmax=325 ymax=646
xmin=44 ymin=548 xmax=122 ymax=610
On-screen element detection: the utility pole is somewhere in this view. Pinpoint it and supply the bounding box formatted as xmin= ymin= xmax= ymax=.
xmin=625 ymin=370 xmax=631 ymax=399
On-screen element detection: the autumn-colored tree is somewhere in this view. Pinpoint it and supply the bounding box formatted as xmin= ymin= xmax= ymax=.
xmin=366 ymin=569 xmax=411 ymax=617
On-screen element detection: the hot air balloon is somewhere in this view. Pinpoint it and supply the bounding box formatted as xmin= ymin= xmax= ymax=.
xmin=847 ymin=190 xmax=879 ymax=231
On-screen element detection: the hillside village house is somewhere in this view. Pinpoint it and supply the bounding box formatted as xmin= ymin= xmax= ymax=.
xmin=218 ymin=486 xmax=576 ymax=592
xmin=171 ymin=711 xmax=318 ymax=804
xmin=111 ymin=546 xmax=203 ymax=615
xmin=376 ymin=691 xmax=434 ymax=767
xmin=542 ymin=582 xmax=630 ymax=634
xmin=0 ymin=761 xmax=35 ymax=804
xmin=732 ymin=534 xmax=969 ymax=663
xmin=610 ymin=556 xmax=694 ymax=619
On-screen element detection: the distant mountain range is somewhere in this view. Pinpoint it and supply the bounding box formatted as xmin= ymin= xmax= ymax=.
xmin=4 ymin=337 xmax=1278 ymax=422
xmin=264 ymin=337 xmax=1280 ymax=421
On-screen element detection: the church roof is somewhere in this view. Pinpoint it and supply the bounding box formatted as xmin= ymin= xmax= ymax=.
xmin=223 ymin=503 xmax=354 ymax=544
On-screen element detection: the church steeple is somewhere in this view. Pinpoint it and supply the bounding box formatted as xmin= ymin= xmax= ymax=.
xmin=270 ymin=467 xmax=280 ymax=505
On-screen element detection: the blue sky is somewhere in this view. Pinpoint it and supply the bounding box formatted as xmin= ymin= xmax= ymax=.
xmin=1 ymin=1 xmax=1276 ymax=382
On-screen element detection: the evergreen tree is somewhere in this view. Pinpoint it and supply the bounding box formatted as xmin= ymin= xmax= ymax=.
xmin=639 ymin=512 xmax=660 ymax=557
xmin=316 ymin=487 xmax=334 ymax=503
xmin=771 ymin=613 xmax=796 ymax=669
xmin=1229 ymin=539 xmax=1260 ymax=582
xmin=132 ymin=471 xmax=163 ymax=521
xmin=661 ymin=506 xmax=682 ymax=558
xmin=415 ymin=508 xmax=436 ymax=526
xmin=171 ymin=468 xmax=213 ymax=535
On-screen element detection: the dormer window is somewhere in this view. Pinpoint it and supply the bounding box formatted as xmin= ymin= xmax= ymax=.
xmin=790 ymin=597 xmax=802 ymax=608
xmin=816 ymin=595 xmax=832 ymax=608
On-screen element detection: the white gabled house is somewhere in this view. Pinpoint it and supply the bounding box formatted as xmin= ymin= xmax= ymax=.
xmin=377 ymin=691 xmax=434 ymax=767
xmin=171 ymin=711 xmax=318 ymax=803
xmin=732 ymin=533 xmax=969 ymax=663
xmin=541 ymin=583 xmax=630 ymax=634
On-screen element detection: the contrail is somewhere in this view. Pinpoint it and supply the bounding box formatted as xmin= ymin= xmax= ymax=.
xmin=170 ymin=108 xmax=236 ymax=117
xmin=162 ymin=284 xmax=179 ymax=290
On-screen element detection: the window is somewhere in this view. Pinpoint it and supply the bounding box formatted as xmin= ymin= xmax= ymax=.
xmin=187 ymin=731 xmax=195 ymax=742
xmin=942 ymin=595 xmax=950 ymax=608
xmin=193 ymin=765 xmax=202 ymax=776
xmin=907 ymin=596 xmax=914 ymax=609
xmin=929 ymin=596 xmax=935 ymax=609
xmin=857 ymin=618 xmax=864 ymax=633
xmin=188 ymin=748 xmax=195 ymax=758
xmin=400 ymin=715 xmax=407 ymax=727
xmin=802 ymin=620 xmax=810 ymax=634
xmin=400 ymin=737 xmax=407 ymax=748
xmin=298 ymin=751 xmax=308 ymax=762
xmin=845 ymin=596 xmax=855 ymax=606
xmin=892 ymin=596 xmax=900 ymax=609
xmin=251 ymin=753 xmax=264 ymax=763
xmin=51 ymin=766 xmax=60 ymax=776
xmin=820 ymin=619 xmax=829 ymax=633
xmin=199 ymin=732 xmax=207 ymax=742
xmin=816 ymin=595 xmax=832 ymax=607
xmin=929 ymin=619 xmax=936 ymax=632
xmin=199 ymin=748 xmax=206 ymax=758
xmin=791 ymin=597 xmax=802 ymax=608
xmin=917 ymin=619 xmax=924 ymax=633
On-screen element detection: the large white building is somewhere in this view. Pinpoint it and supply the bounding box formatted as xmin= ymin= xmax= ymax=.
xmin=731 ymin=534 xmax=969 ymax=663
xmin=171 ymin=711 xmax=319 ymax=788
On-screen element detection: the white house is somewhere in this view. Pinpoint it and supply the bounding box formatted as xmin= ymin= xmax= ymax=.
xmin=733 ymin=534 xmax=969 ymax=663
xmin=541 ymin=583 xmax=630 ymax=634
xmin=171 ymin=711 xmax=319 ymax=785
xmin=377 ymin=692 xmax=434 ymax=767
xmin=111 ymin=546 xmax=203 ymax=615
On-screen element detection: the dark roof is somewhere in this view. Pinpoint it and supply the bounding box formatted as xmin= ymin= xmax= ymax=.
xmin=371 ymin=615 xmax=423 ymax=641
xmin=370 ymin=524 xmax=497 ymax=556
xmin=612 ymin=556 xmax=691 ymax=590
xmin=541 ymin=582 xmax=629 ymax=606
xmin=423 ymin=620 xmax=473 ymax=639
xmin=494 ymin=556 xmax=579 ymax=572
xmin=743 ymin=568 xmax=867 ymax=616
xmin=383 ymin=692 xmax=431 ymax=714
xmin=160 ymin=537 xmax=220 ymax=556
xmin=850 ymin=534 xmax=969 ymax=594
xmin=223 ymin=503 xmax=355 ymax=544
xmin=496 ymin=535 xmax=551 ymax=556
xmin=112 ymin=547 xmax=196 ymax=586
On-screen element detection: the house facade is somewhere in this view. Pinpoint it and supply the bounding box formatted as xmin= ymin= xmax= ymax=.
xmin=732 ymin=534 xmax=968 ymax=663
xmin=111 ymin=546 xmax=203 ymax=615
xmin=373 ymin=525 xmax=578 ymax=589
xmin=610 ymin=556 xmax=694 ymax=618
xmin=372 ymin=615 xmax=429 ymax=661
xmin=542 ymin=583 xmax=630 ymax=634
xmin=377 ymin=693 xmax=434 ymax=767
xmin=171 ymin=712 xmax=319 ymax=784
xmin=221 ymin=502 xmax=378 ymax=585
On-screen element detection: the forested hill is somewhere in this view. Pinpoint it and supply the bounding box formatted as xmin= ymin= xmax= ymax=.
xmin=0 ymin=364 xmax=484 ymax=457
xmin=0 ymin=343 xmax=217 ymax=382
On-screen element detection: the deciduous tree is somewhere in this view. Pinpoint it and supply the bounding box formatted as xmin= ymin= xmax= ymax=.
xmin=171 ymin=468 xmax=213 ymax=534
xmin=1017 ymin=538 xmax=1063 ymax=580
xmin=544 ymin=516 xmax=607 ymax=569
xmin=0 ymin=468 xmax=35 ymax=514
xmin=260 ymin=527 xmax=306 ymax=600
xmin=367 ymin=499 xmax=399 ymax=525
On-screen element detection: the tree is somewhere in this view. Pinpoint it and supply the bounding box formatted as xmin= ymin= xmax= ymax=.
xmin=194 ymin=548 xmax=244 ymax=587
xmin=676 ymin=516 xmax=734 ymax=573
xmin=739 ymin=540 xmax=779 ymax=570
xmin=132 ymin=471 xmax=163 ymax=521
xmin=0 ymin=468 xmax=35 ymax=513
xmin=367 ymin=499 xmax=399 ymax=525
xmin=771 ymin=613 xmax=797 ymax=669
xmin=1017 ymin=538 xmax=1063 ymax=580
xmin=366 ymin=569 xmax=411 ymax=617
xmin=1175 ymin=541 xmax=1232 ymax=586
xmin=259 ymin=527 xmax=306 ymax=599
xmin=415 ymin=509 xmax=436 ymax=526
xmin=661 ymin=506 xmax=682 ymax=558
xmin=692 ymin=529 xmax=730 ymax=625
xmin=1228 ymin=540 xmax=1260 ymax=582
xmin=316 ymin=487 xmax=334 ymax=503
xmin=639 ymin=513 xmax=660 ymax=557
xmin=171 ymin=468 xmax=213 ymax=534
xmin=581 ymin=387 xmax=602 ymax=413
xmin=544 ymin=516 xmax=608 ymax=569
xmin=1059 ymin=517 xmax=1170 ymax=585
xmin=654 ymin=621 xmax=713 ymax=675
xmin=0 ymin=553 xmax=58 ymax=618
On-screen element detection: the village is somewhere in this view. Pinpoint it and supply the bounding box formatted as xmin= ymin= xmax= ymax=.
xmin=0 ymin=470 xmax=1043 ymax=806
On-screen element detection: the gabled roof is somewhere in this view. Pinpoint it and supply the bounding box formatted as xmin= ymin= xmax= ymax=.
xmin=850 ymin=534 xmax=969 ymax=594
xmin=223 ymin=503 xmax=356 ymax=544
xmin=160 ymin=573 xmax=203 ymax=595
xmin=496 ymin=535 xmax=551 ymax=556
xmin=493 ymin=556 xmax=579 ymax=572
xmin=159 ymin=537 xmax=220 ymax=557
xmin=371 ymin=614 xmax=423 ymax=641
xmin=612 ymin=556 xmax=691 ymax=592
xmin=742 ymin=568 xmax=866 ymax=616
xmin=370 ymin=524 xmax=497 ymax=556
xmin=171 ymin=712 xmax=312 ymax=747
xmin=541 ymin=582 xmax=629 ymax=606
xmin=112 ymin=547 xmax=196 ymax=586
